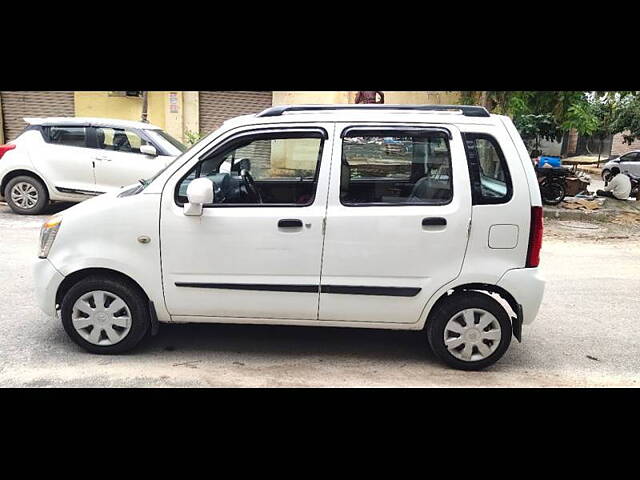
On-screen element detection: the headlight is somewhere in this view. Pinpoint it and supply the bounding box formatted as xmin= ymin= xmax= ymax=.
xmin=38 ymin=216 xmax=62 ymax=259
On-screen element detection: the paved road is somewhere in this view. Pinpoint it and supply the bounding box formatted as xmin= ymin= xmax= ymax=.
xmin=1 ymin=202 xmax=639 ymax=387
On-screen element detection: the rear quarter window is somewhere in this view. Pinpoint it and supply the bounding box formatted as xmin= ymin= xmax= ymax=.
xmin=463 ymin=133 xmax=512 ymax=205
xmin=43 ymin=126 xmax=88 ymax=148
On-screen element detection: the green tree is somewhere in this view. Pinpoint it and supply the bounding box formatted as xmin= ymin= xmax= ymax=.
xmin=514 ymin=114 xmax=563 ymax=157
xmin=460 ymin=91 xmax=588 ymax=124
xmin=612 ymin=94 xmax=640 ymax=146
xmin=461 ymin=91 xmax=640 ymax=162
xmin=562 ymin=92 xmax=638 ymax=164
xmin=579 ymin=94 xmax=621 ymax=163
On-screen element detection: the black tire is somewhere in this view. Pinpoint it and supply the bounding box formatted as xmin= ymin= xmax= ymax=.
xmin=426 ymin=292 xmax=512 ymax=371
xmin=4 ymin=175 xmax=49 ymax=215
xmin=540 ymin=180 xmax=565 ymax=205
xmin=601 ymin=169 xmax=611 ymax=181
xmin=60 ymin=275 xmax=150 ymax=354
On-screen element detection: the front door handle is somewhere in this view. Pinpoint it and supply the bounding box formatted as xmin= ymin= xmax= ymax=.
xmin=422 ymin=217 xmax=447 ymax=227
xmin=95 ymin=156 xmax=111 ymax=162
xmin=278 ymin=219 xmax=303 ymax=228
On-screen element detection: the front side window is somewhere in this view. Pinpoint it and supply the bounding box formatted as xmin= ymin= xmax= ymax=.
xmin=95 ymin=127 xmax=151 ymax=154
xmin=46 ymin=126 xmax=87 ymax=148
xmin=620 ymin=152 xmax=639 ymax=162
xmin=176 ymin=131 xmax=324 ymax=206
xmin=464 ymin=133 xmax=512 ymax=204
xmin=340 ymin=130 xmax=453 ymax=205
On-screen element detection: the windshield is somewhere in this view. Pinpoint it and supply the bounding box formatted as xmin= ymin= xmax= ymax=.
xmin=146 ymin=129 xmax=187 ymax=155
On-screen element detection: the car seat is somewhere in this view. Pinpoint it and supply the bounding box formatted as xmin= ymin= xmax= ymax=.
xmin=96 ymin=129 xmax=106 ymax=149
xmin=113 ymin=132 xmax=132 ymax=152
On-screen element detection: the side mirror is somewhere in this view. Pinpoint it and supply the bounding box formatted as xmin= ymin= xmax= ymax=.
xmin=140 ymin=144 xmax=157 ymax=156
xmin=184 ymin=178 xmax=214 ymax=216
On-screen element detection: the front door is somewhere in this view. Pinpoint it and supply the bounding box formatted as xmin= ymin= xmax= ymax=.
xmin=92 ymin=126 xmax=173 ymax=192
xmin=318 ymin=124 xmax=472 ymax=324
xmin=618 ymin=152 xmax=640 ymax=177
xmin=160 ymin=125 xmax=333 ymax=320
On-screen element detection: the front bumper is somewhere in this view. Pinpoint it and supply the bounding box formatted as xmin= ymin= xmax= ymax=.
xmin=33 ymin=258 xmax=65 ymax=317
xmin=497 ymin=267 xmax=545 ymax=325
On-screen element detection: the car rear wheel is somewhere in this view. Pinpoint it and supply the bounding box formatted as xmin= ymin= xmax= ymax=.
xmin=601 ymin=169 xmax=611 ymax=181
xmin=60 ymin=275 xmax=150 ymax=354
xmin=426 ymin=292 xmax=512 ymax=371
xmin=5 ymin=175 xmax=49 ymax=215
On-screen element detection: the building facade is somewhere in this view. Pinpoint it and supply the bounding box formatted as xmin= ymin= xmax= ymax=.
xmin=0 ymin=91 xmax=461 ymax=144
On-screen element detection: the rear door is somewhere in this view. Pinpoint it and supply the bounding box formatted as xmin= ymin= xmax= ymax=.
xmin=318 ymin=124 xmax=472 ymax=324
xmin=91 ymin=126 xmax=174 ymax=191
xmin=33 ymin=125 xmax=96 ymax=194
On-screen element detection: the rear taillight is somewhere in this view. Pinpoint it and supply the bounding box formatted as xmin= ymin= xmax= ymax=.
xmin=526 ymin=206 xmax=543 ymax=268
xmin=0 ymin=144 xmax=16 ymax=160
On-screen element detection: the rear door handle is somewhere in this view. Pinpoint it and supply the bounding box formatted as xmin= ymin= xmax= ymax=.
xmin=278 ymin=219 xmax=303 ymax=228
xmin=422 ymin=217 xmax=447 ymax=227
xmin=95 ymin=156 xmax=111 ymax=162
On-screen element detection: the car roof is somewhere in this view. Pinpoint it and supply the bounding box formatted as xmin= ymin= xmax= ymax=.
xmin=24 ymin=117 xmax=163 ymax=131
xmin=221 ymin=104 xmax=504 ymax=130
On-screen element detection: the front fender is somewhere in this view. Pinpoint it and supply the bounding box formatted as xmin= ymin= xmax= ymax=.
xmin=46 ymin=192 xmax=169 ymax=321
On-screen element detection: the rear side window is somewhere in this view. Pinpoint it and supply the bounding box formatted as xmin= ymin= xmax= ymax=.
xmin=45 ymin=126 xmax=88 ymax=148
xmin=463 ymin=133 xmax=512 ymax=204
xmin=340 ymin=130 xmax=453 ymax=206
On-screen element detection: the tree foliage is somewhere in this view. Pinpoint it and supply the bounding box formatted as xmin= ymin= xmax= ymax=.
xmin=459 ymin=91 xmax=588 ymax=125
xmin=514 ymin=114 xmax=563 ymax=156
xmin=461 ymin=91 xmax=640 ymax=155
xmin=612 ymin=95 xmax=640 ymax=145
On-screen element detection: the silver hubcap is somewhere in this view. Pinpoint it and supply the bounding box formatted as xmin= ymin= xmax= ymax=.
xmin=444 ymin=308 xmax=502 ymax=362
xmin=10 ymin=182 xmax=39 ymax=209
xmin=71 ymin=291 xmax=132 ymax=346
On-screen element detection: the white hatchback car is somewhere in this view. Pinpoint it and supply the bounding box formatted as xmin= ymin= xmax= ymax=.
xmin=0 ymin=117 xmax=186 ymax=214
xmin=601 ymin=150 xmax=640 ymax=180
xmin=33 ymin=105 xmax=545 ymax=370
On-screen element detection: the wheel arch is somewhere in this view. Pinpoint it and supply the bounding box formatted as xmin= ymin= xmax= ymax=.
xmin=1 ymin=169 xmax=51 ymax=197
xmin=424 ymin=282 xmax=519 ymax=329
xmin=55 ymin=267 xmax=161 ymax=336
xmin=55 ymin=267 xmax=149 ymax=307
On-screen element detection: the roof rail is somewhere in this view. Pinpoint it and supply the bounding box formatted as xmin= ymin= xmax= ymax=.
xmin=256 ymin=104 xmax=490 ymax=118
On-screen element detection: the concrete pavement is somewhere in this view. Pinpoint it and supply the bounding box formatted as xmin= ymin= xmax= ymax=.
xmin=0 ymin=202 xmax=639 ymax=387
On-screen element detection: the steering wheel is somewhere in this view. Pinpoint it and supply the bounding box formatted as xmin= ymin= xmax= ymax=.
xmin=240 ymin=168 xmax=262 ymax=203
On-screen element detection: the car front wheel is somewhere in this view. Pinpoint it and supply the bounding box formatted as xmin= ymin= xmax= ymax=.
xmin=426 ymin=292 xmax=512 ymax=371
xmin=60 ymin=275 xmax=150 ymax=354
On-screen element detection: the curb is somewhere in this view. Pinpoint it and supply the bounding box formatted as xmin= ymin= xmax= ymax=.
xmin=543 ymin=208 xmax=611 ymax=222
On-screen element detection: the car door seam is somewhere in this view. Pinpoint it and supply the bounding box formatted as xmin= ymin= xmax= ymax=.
xmin=316 ymin=123 xmax=336 ymax=320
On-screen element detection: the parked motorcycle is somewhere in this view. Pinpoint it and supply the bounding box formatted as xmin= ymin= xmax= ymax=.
xmin=630 ymin=174 xmax=640 ymax=199
xmin=537 ymin=167 xmax=571 ymax=205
